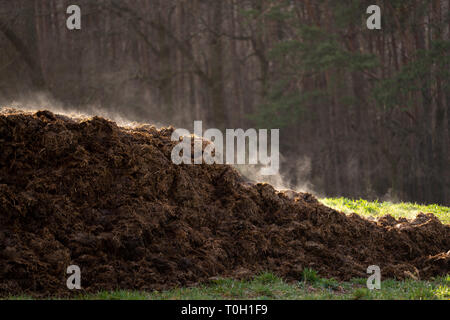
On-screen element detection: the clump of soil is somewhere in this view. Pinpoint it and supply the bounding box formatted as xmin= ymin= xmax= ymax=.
xmin=0 ymin=109 xmax=448 ymax=297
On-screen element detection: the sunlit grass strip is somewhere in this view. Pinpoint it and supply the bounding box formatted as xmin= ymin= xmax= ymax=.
xmin=321 ymin=198 xmax=450 ymax=224
xmin=13 ymin=273 xmax=443 ymax=300
xmin=8 ymin=273 xmax=448 ymax=300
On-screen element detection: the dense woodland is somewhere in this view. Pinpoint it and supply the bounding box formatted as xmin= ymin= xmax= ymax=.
xmin=0 ymin=0 xmax=449 ymax=205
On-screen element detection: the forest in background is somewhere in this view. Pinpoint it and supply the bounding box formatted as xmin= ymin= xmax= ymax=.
xmin=0 ymin=0 xmax=449 ymax=205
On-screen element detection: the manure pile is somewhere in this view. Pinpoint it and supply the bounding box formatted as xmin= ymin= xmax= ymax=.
xmin=0 ymin=109 xmax=448 ymax=297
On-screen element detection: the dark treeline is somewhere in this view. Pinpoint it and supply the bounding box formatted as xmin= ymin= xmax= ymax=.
xmin=0 ymin=0 xmax=449 ymax=205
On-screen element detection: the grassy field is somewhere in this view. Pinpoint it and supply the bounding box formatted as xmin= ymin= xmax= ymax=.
xmin=77 ymin=272 xmax=449 ymax=300
xmin=10 ymin=272 xmax=449 ymax=300
xmin=7 ymin=198 xmax=450 ymax=300
xmin=321 ymin=197 xmax=450 ymax=224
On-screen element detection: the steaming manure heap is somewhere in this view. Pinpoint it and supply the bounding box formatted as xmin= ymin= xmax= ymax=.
xmin=0 ymin=109 xmax=449 ymax=297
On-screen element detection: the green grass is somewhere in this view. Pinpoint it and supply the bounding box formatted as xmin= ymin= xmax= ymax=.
xmin=321 ymin=197 xmax=450 ymax=224
xmin=85 ymin=271 xmax=447 ymax=300
xmin=5 ymin=198 xmax=450 ymax=300
xmin=11 ymin=272 xmax=447 ymax=300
